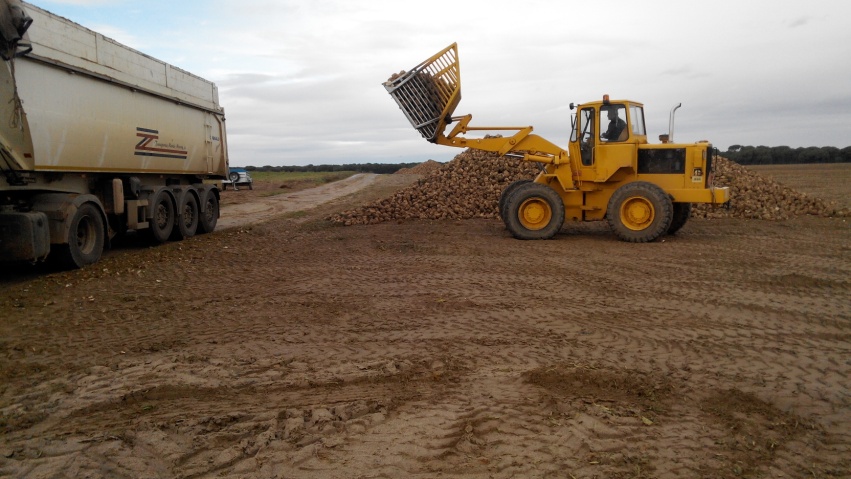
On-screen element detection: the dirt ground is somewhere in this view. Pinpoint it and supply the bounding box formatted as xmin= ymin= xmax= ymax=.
xmin=1 ymin=166 xmax=849 ymax=479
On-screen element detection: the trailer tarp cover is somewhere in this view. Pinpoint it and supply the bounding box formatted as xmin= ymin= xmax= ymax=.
xmin=0 ymin=0 xmax=32 ymax=60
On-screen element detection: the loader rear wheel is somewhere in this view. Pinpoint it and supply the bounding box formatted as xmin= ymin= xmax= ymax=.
xmin=198 ymin=189 xmax=219 ymax=234
xmin=56 ymin=203 xmax=105 ymax=269
xmin=148 ymin=189 xmax=175 ymax=244
xmin=505 ymin=183 xmax=565 ymax=240
xmin=499 ymin=179 xmax=532 ymax=223
xmin=668 ymin=202 xmax=692 ymax=235
xmin=607 ymin=182 xmax=673 ymax=243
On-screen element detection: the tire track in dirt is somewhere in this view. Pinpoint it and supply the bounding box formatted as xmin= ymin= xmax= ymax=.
xmin=3 ymin=191 xmax=850 ymax=478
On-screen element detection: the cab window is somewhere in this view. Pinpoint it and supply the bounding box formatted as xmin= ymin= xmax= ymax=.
xmin=630 ymin=105 xmax=646 ymax=136
xmin=579 ymin=108 xmax=595 ymax=165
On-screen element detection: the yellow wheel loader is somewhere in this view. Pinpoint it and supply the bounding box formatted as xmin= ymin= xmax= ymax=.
xmin=383 ymin=43 xmax=730 ymax=242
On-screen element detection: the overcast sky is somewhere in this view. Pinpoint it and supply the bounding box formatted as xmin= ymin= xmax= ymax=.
xmin=28 ymin=0 xmax=851 ymax=166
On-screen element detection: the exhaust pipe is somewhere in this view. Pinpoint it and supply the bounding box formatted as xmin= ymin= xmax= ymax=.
xmin=668 ymin=102 xmax=682 ymax=143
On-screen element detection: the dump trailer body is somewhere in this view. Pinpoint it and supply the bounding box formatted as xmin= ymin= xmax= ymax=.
xmin=0 ymin=1 xmax=228 ymax=267
xmin=1 ymin=1 xmax=227 ymax=179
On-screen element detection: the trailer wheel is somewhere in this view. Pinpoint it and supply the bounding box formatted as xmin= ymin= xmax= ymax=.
xmin=148 ymin=189 xmax=175 ymax=244
xmin=171 ymin=191 xmax=199 ymax=240
xmin=505 ymin=183 xmax=565 ymax=240
xmin=606 ymin=182 xmax=673 ymax=243
xmin=668 ymin=202 xmax=692 ymax=235
xmin=57 ymin=203 xmax=105 ymax=269
xmin=198 ymin=189 xmax=219 ymax=234
xmin=229 ymin=172 xmax=240 ymax=183
xmin=499 ymin=179 xmax=532 ymax=223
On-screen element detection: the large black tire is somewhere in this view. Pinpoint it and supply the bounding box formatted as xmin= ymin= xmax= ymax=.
xmin=668 ymin=202 xmax=692 ymax=235
xmin=56 ymin=203 xmax=105 ymax=269
xmin=228 ymin=172 xmax=240 ymax=182
xmin=606 ymin=182 xmax=673 ymax=243
xmin=171 ymin=191 xmax=199 ymax=240
xmin=499 ymin=179 xmax=532 ymax=223
xmin=197 ymin=189 xmax=219 ymax=234
xmin=148 ymin=189 xmax=175 ymax=244
xmin=504 ymin=183 xmax=565 ymax=240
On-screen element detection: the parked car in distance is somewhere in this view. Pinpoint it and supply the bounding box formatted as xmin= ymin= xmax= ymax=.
xmin=222 ymin=167 xmax=253 ymax=190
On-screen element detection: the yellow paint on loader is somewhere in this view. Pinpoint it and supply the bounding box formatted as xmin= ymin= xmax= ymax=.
xmin=384 ymin=43 xmax=730 ymax=243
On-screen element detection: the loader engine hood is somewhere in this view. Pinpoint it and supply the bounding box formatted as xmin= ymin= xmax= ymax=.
xmin=0 ymin=0 xmax=32 ymax=60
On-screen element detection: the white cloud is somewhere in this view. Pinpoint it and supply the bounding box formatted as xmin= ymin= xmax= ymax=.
xmin=24 ymin=0 xmax=851 ymax=165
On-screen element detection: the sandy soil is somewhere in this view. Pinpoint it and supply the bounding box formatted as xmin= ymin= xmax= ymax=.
xmin=1 ymin=168 xmax=849 ymax=479
xmin=216 ymin=174 xmax=378 ymax=230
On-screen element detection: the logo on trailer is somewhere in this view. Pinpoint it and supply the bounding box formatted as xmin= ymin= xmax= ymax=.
xmin=135 ymin=128 xmax=188 ymax=159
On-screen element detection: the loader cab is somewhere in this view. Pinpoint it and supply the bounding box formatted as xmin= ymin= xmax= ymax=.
xmin=570 ymin=97 xmax=647 ymax=173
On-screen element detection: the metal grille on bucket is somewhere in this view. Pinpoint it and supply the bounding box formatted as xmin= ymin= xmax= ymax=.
xmin=384 ymin=44 xmax=460 ymax=141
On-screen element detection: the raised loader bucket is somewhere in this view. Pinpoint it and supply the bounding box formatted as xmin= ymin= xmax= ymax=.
xmin=383 ymin=43 xmax=461 ymax=142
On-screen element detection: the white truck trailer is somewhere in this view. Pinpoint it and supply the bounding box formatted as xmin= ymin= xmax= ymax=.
xmin=0 ymin=0 xmax=229 ymax=268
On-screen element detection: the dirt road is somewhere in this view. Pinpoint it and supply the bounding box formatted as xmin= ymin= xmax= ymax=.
xmin=1 ymin=171 xmax=849 ymax=479
xmin=217 ymin=173 xmax=378 ymax=230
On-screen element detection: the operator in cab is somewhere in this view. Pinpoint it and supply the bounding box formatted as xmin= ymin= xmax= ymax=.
xmin=600 ymin=105 xmax=627 ymax=142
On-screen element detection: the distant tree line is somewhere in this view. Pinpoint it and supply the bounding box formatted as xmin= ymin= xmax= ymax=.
xmin=243 ymin=146 xmax=851 ymax=171
xmin=722 ymin=145 xmax=851 ymax=165
xmin=245 ymin=162 xmax=421 ymax=174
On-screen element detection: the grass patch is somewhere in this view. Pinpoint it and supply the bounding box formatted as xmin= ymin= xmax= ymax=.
xmin=249 ymin=170 xmax=357 ymax=185
xmin=246 ymin=171 xmax=359 ymax=198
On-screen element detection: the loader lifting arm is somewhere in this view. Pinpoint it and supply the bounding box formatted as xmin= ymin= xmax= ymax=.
xmin=437 ymin=114 xmax=568 ymax=165
xmin=383 ymin=43 xmax=573 ymax=185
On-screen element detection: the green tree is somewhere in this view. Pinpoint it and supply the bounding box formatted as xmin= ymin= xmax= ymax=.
xmin=735 ymin=146 xmax=756 ymax=164
xmin=753 ymin=146 xmax=772 ymax=165
xmin=823 ymin=146 xmax=841 ymax=163
xmin=770 ymin=146 xmax=794 ymax=164
xmin=798 ymin=147 xmax=830 ymax=164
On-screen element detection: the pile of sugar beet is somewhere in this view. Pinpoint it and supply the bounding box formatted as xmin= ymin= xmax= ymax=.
xmin=329 ymin=149 xmax=848 ymax=226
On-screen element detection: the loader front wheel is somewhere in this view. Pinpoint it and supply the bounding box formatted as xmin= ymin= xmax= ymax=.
xmin=499 ymin=179 xmax=532 ymax=223
xmin=607 ymin=182 xmax=673 ymax=243
xmin=505 ymin=183 xmax=565 ymax=240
